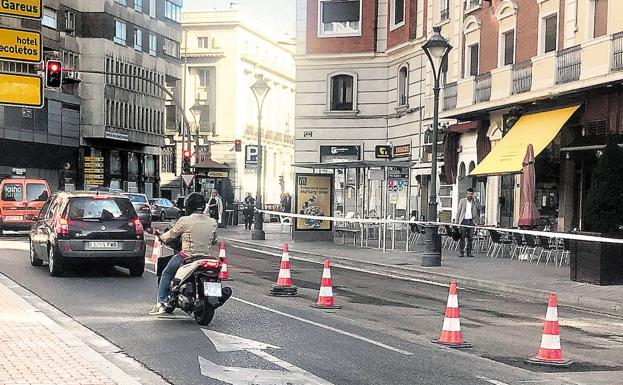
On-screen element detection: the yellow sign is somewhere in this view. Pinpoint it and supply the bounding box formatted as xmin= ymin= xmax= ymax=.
xmin=207 ymin=171 xmax=229 ymax=178
xmin=84 ymin=174 xmax=104 ymax=180
xmin=0 ymin=0 xmax=42 ymax=19
xmin=84 ymin=169 xmax=104 ymax=174
xmin=295 ymin=174 xmax=333 ymax=231
xmin=0 ymin=72 xmax=42 ymax=107
xmin=0 ymin=27 xmax=41 ymax=63
xmin=84 ymin=162 xmax=104 ymax=168
xmin=84 ymin=179 xmax=104 ymax=186
xmin=84 ymin=156 xmax=104 ymax=162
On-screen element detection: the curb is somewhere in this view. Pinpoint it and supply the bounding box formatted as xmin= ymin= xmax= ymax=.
xmin=222 ymin=237 xmax=623 ymax=317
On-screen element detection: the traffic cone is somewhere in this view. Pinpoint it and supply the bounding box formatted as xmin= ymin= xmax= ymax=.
xmin=150 ymin=237 xmax=161 ymax=262
xmin=311 ymin=259 xmax=341 ymax=309
xmin=270 ymin=244 xmax=298 ymax=296
xmin=526 ymin=293 xmax=573 ymax=367
xmin=218 ymin=242 xmax=232 ymax=281
xmin=432 ymin=280 xmax=471 ymax=348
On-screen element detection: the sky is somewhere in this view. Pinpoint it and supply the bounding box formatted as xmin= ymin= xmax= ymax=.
xmin=183 ymin=0 xmax=296 ymax=39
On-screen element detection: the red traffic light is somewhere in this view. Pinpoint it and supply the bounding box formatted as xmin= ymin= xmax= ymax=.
xmin=45 ymin=60 xmax=63 ymax=89
xmin=234 ymin=139 xmax=242 ymax=152
xmin=183 ymin=149 xmax=191 ymax=158
xmin=49 ymin=63 xmax=60 ymax=72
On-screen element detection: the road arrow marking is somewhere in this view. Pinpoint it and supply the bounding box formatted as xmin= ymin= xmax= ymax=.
xmin=200 ymin=330 xmax=334 ymax=385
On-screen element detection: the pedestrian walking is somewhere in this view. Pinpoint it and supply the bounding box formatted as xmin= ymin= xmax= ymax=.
xmin=455 ymin=187 xmax=481 ymax=258
xmin=243 ymin=192 xmax=255 ymax=230
xmin=281 ymin=192 xmax=292 ymax=213
xmin=204 ymin=189 xmax=223 ymax=225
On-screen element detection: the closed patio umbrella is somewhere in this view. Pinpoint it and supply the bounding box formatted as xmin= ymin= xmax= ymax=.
xmin=518 ymin=144 xmax=540 ymax=228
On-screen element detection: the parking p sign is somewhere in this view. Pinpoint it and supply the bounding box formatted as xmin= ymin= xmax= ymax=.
xmin=245 ymin=145 xmax=258 ymax=168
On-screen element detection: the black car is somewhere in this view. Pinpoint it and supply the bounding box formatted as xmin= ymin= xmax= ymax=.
xmin=29 ymin=191 xmax=146 ymax=277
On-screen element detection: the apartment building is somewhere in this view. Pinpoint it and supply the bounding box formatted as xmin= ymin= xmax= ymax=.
xmin=295 ymin=0 xmax=459 ymax=220
xmin=436 ymin=0 xmax=622 ymax=231
xmin=0 ymin=0 xmax=182 ymax=196
xmin=159 ymin=10 xmax=295 ymax=204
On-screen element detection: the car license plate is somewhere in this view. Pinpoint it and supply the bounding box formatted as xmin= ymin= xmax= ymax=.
xmin=86 ymin=241 xmax=121 ymax=250
xmin=204 ymin=282 xmax=222 ymax=297
xmin=5 ymin=216 xmax=23 ymax=221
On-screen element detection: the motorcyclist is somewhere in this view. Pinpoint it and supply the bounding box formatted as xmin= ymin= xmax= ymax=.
xmin=149 ymin=192 xmax=218 ymax=315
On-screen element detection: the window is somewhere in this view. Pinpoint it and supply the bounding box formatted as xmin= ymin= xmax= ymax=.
xmin=114 ymin=20 xmax=127 ymax=45
xmin=398 ymin=66 xmax=408 ymax=106
xmin=164 ymin=38 xmax=180 ymax=58
xmin=149 ymin=34 xmax=157 ymax=56
xmin=1 ymin=183 xmax=22 ymax=202
xmin=198 ymin=69 xmax=210 ymax=87
xmin=149 ymin=0 xmax=156 ymax=17
xmin=440 ymin=0 xmax=450 ymax=21
xmin=197 ymin=37 xmax=210 ymax=48
xmin=330 ymin=74 xmax=354 ymax=111
xmin=543 ymin=14 xmax=558 ymax=53
xmin=65 ymin=11 xmax=75 ymax=33
xmin=165 ymin=1 xmax=181 ymax=22
xmin=392 ymin=0 xmax=405 ymax=28
xmin=319 ymin=0 xmax=361 ymax=36
xmin=135 ymin=0 xmax=143 ymax=12
xmin=501 ymin=30 xmax=515 ymax=65
xmin=592 ymin=0 xmax=607 ymax=38
xmin=115 ymin=0 xmax=126 ymax=5
xmin=42 ymin=8 xmax=57 ymax=29
xmin=134 ymin=29 xmax=143 ymax=51
xmin=27 ymin=184 xmax=48 ymax=202
xmin=467 ymin=44 xmax=479 ymax=77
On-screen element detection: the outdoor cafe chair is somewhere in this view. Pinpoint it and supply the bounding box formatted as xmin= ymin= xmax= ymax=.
xmin=559 ymin=239 xmax=571 ymax=267
xmin=523 ymin=234 xmax=540 ymax=262
xmin=511 ymin=233 xmax=527 ymax=260
xmin=535 ymin=235 xmax=556 ymax=266
xmin=488 ymin=230 xmax=513 ymax=258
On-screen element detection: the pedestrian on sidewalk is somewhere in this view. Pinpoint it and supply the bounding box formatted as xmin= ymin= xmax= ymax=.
xmin=456 ymin=187 xmax=481 ymax=258
xmin=243 ymin=192 xmax=255 ymax=230
xmin=205 ymin=189 xmax=223 ymax=225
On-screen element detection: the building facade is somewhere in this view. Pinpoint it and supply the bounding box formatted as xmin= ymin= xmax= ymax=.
xmin=160 ymin=9 xmax=295 ymax=205
xmin=0 ymin=0 xmax=182 ymax=197
xmin=436 ymin=0 xmax=622 ymax=231
xmin=295 ymin=0 xmax=453 ymax=220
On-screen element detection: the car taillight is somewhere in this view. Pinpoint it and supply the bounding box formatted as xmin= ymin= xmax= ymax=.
xmin=92 ymin=196 xmax=109 ymax=200
xmin=199 ymin=260 xmax=221 ymax=269
xmin=141 ymin=206 xmax=151 ymax=212
xmin=132 ymin=217 xmax=144 ymax=235
xmin=150 ymin=205 xmax=157 ymax=209
xmin=55 ymin=217 xmax=70 ymax=235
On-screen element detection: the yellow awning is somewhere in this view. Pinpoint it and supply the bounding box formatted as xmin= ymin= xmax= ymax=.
xmin=469 ymin=105 xmax=580 ymax=176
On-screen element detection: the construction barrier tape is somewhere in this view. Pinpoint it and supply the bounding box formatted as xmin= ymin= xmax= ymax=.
xmin=258 ymin=209 xmax=623 ymax=245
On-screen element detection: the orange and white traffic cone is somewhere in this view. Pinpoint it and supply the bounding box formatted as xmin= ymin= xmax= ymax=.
xmin=311 ymin=259 xmax=341 ymax=309
xmin=526 ymin=293 xmax=572 ymax=367
xmin=270 ymin=244 xmax=298 ymax=296
xmin=150 ymin=237 xmax=161 ymax=263
xmin=432 ymin=280 xmax=471 ymax=348
xmin=218 ymin=242 xmax=232 ymax=281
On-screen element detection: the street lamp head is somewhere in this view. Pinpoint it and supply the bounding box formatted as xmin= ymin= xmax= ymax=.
xmin=251 ymin=78 xmax=271 ymax=99
xmin=423 ymin=26 xmax=452 ymax=80
xmin=190 ymin=103 xmax=204 ymax=115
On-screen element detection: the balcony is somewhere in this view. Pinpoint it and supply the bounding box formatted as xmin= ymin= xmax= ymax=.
xmin=473 ymin=72 xmax=491 ymax=103
xmin=556 ymin=45 xmax=582 ymax=84
xmin=613 ymin=32 xmax=623 ymax=71
xmin=511 ymin=61 xmax=533 ymax=94
xmin=443 ymin=82 xmax=457 ymax=110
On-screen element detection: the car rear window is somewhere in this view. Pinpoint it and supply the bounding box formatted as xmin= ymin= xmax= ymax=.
xmin=27 ymin=183 xmax=48 ymax=201
xmin=126 ymin=194 xmax=148 ymax=203
xmin=66 ymin=197 xmax=135 ymax=222
xmin=1 ymin=183 xmax=23 ymax=202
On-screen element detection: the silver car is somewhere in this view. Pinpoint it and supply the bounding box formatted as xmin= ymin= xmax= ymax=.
xmin=124 ymin=193 xmax=152 ymax=229
xmin=150 ymin=198 xmax=181 ymax=221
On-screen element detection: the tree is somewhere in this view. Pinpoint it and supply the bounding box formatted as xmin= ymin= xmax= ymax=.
xmin=584 ymin=139 xmax=623 ymax=237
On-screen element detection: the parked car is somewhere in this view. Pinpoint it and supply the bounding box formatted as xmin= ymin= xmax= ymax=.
xmin=124 ymin=193 xmax=152 ymax=230
xmin=0 ymin=178 xmax=51 ymax=236
xmin=29 ymin=191 xmax=146 ymax=277
xmin=150 ymin=198 xmax=181 ymax=221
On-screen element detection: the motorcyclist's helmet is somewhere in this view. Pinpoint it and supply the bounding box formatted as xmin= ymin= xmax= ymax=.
xmin=184 ymin=192 xmax=206 ymax=214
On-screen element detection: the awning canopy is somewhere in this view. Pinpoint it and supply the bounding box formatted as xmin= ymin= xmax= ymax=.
xmin=192 ymin=159 xmax=229 ymax=169
xmin=469 ymin=105 xmax=580 ymax=176
xmin=446 ymin=121 xmax=479 ymax=134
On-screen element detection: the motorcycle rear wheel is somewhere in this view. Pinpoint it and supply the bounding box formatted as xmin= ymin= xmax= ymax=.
xmin=194 ymin=299 xmax=215 ymax=325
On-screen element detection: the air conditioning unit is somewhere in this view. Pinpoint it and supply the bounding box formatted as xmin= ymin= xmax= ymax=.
xmin=196 ymin=91 xmax=208 ymax=100
xmin=65 ymin=70 xmax=80 ymax=80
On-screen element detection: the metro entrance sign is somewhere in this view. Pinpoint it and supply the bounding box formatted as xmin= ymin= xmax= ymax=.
xmin=0 ymin=0 xmax=41 ymax=20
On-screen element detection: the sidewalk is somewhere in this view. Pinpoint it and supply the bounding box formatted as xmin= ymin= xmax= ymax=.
xmin=0 ymin=275 xmax=156 ymax=385
xmin=220 ymin=224 xmax=623 ymax=317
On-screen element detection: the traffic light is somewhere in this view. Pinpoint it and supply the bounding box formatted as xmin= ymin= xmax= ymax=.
xmin=45 ymin=60 xmax=63 ymax=89
xmin=234 ymin=139 xmax=242 ymax=152
xmin=182 ymin=149 xmax=192 ymax=174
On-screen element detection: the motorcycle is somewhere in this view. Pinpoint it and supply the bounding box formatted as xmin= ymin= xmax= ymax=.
xmin=156 ymin=235 xmax=232 ymax=325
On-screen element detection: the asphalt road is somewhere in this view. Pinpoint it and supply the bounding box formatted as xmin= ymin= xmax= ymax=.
xmin=1 ymin=231 xmax=622 ymax=385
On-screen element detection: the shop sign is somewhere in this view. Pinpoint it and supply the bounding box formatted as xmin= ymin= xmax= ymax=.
xmin=207 ymin=171 xmax=229 ymax=178
xmin=388 ymin=166 xmax=409 ymax=179
xmin=320 ymin=145 xmax=360 ymax=163
xmin=295 ymin=174 xmax=333 ymax=231
xmin=375 ymin=145 xmax=391 ymax=159
xmin=84 ymin=178 xmax=104 ymax=186
xmin=0 ymin=0 xmax=42 ymax=20
xmin=104 ymin=130 xmax=129 ymax=141
xmin=0 ymin=27 xmax=41 ymax=63
xmin=0 ymin=72 xmax=42 ymax=107
xmin=392 ymin=144 xmax=411 ymax=159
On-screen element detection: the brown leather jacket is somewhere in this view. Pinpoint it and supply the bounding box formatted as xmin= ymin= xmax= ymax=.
xmin=160 ymin=213 xmax=217 ymax=256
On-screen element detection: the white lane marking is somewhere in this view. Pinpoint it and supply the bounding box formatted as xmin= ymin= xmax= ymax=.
xmin=232 ymin=297 xmax=413 ymax=356
xmin=229 ymin=244 xmax=449 ymax=288
xmin=476 ymin=376 xmax=510 ymax=385
xmin=145 ymin=254 xmax=412 ymax=356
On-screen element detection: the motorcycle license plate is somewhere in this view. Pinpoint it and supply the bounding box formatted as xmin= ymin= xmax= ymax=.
xmin=5 ymin=216 xmax=23 ymax=221
xmin=204 ymin=282 xmax=222 ymax=297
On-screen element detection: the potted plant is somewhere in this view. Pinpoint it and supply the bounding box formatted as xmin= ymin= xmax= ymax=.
xmin=570 ymin=139 xmax=623 ymax=285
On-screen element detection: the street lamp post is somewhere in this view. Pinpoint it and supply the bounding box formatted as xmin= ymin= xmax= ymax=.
xmin=250 ymin=77 xmax=271 ymax=240
xmin=422 ymin=26 xmax=452 ymax=267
